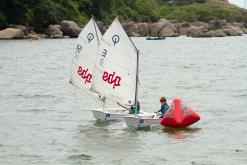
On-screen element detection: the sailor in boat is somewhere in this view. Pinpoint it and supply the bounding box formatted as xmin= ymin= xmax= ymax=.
xmin=157 ymin=97 xmax=169 ymax=118
xmin=129 ymin=101 xmax=140 ymax=114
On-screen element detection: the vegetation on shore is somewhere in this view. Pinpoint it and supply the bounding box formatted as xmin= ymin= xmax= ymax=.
xmin=0 ymin=0 xmax=247 ymax=32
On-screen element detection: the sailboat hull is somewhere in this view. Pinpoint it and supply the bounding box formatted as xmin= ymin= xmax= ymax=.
xmin=92 ymin=108 xmax=130 ymax=121
xmin=124 ymin=114 xmax=162 ymax=128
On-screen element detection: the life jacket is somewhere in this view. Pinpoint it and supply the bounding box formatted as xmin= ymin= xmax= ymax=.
xmin=130 ymin=106 xmax=140 ymax=114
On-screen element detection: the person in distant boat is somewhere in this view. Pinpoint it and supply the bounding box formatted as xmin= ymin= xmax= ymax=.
xmin=129 ymin=101 xmax=140 ymax=114
xmin=157 ymin=97 xmax=169 ymax=118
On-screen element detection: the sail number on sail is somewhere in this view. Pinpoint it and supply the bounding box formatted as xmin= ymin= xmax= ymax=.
xmin=75 ymin=44 xmax=82 ymax=58
xmin=74 ymin=33 xmax=94 ymax=59
xmin=77 ymin=66 xmax=92 ymax=84
xmin=100 ymin=49 xmax=107 ymax=66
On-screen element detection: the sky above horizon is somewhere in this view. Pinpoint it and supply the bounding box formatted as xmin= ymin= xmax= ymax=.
xmin=229 ymin=0 xmax=247 ymax=8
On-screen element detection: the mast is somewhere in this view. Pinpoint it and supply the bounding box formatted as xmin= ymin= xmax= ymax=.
xmin=92 ymin=17 xmax=139 ymax=107
xmin=127 ymin=29 xmax=139 ymax=111
xmin=134 ymin=50 xmax=139 ymax=109
xmin=92 ymin=16 xmax=106 ymax=108
xmin=92 ymin=16 xmax=100 ymax=46
xmin=123 ymin=18 xmax=139 ymax=110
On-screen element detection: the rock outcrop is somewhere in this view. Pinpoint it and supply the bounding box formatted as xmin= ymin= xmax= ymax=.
xmin=1 ymin=19 xmax=246 ymax=39
xmin=149 ymin=20 xmax=178 ymax=37
xmin=187 ymin=26 xmax=209 ymax=37
xmin=123 ymin=22 xmax=149 ymax=37
xmin=9 ymin=24 xmax=28 ymax=35
xmin=159 ymin=23 xmax=179 ymax=37
xmin=204 ymin=29 xmax=227 ymax=37
xmin=231 ymin=22 xmax=247 ymax=34
xmin=208 ymin=20 xmax=227 ymax=30
xmin=179 ymin=22 xmax=192 ymax=35
xmin=27 ymin=33 xmax=42 ymax=40
xmin=190 ymin=21 xmax=207 ymax=27
xmin=186 ymin=20 xmax=243 ymax=37
xmin=222 ymin=26 xmax=243 ymax=36
xmin=60 ymin=20 xmax=81 ymax=38
xmin=0 ymin=28 xmax=24 ymax=39
xmin=45 ymin=25 xmax=63 ymax=38
xmin=96 ymin=21 xmax=106 ymax=33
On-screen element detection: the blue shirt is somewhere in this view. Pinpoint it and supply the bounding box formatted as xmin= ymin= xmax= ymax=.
xmin=159 ymin=103 xmax=169 ymax=117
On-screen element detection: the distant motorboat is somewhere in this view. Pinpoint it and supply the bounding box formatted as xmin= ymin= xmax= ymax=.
xmin=146 ymin=36 xmax=166 ymax=40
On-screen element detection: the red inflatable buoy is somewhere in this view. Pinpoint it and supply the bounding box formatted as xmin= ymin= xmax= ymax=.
xmin=160 ymin=98 xmax=200 ymax=127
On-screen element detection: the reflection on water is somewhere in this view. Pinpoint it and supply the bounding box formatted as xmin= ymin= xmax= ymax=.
xmin=68 ymin=153 xmax=92 ymax=160
xmin=92 ymin=120 xmax=117 ymax=127
xmin=125 ymin=126 xmax=153 ymax=132
xmin=162 ymin=127 xmax=201 ymax=140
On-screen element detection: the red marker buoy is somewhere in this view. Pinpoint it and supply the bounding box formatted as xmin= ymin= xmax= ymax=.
xmin=160 ymin=98 xmax=200 ymax=127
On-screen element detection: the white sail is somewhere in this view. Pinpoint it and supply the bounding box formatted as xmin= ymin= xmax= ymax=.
xmin=70 ymin=17 xmax=102 ymax=98
xmin=92 ymin=17 xmax=138 ymax=106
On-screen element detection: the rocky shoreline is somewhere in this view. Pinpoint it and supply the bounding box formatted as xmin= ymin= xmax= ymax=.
xmin=0 ymin=19 xmax=247 ymax=40
xmin=123 ymin=19 xmax=247 ymax=37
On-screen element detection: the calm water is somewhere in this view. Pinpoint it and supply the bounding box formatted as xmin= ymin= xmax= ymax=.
xmin=0 ymin=36 xmax=247 ymax=165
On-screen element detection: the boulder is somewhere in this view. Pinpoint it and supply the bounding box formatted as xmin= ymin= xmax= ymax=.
xmin=96 ymin=21 xmax=106 ymax=33
xmin=129 ymin=32 xmax=141 ymax=37
xmin=232 ymin=22 xmax=244 ymax=28
xmin=204 ymin=29 xmax=227 ymax=37
xmin=173 ymin=23 xmax=180 ymax=33
xmin=232 ymin=22 xmax=247 ymax=34
xmin=209 ymin=20 xmax=227 ymax=30
xmin=157 ymin=19 xmax=170 ymax=24
xmin=242 ymin=28 xmax=247 ymax=34
xmin=168 ymin=20 xmax=179 ymax=24
xmin=159 ymin=23 xmax=179 ymax=37
xmin=179 ymin=22 xmax=192 ymax=35
xmin=123 ymin=22 xmax=149 ymax=36
xmin=27 ymin=33 xmax=41 ymax=40
xmin=190 ymin=21 xmax=207 ymax=27
xmin=60 ymin=20 xmax=81 ymax=38
xmin=45 ymin=25 xmax=63 ymax=38
xmin=243 ymin=23 xmax=247 ymax=29
xmin=149 ymin=22 xmax=178 ymax=37
xmin=9 ymin=24 xmax=28 ymax=35
xmin=187 ymin=26 xmax=227 ymax=37
xmin=241 ymin=23 xmax=247 ymax=34
xmin=0 ymin=28 xmax=24 ymax=39
xmin=187 ymin=26 xmax=208 ymax=37
xmin=38 ymin=34 xmax=49 ymax=39
xmin=149 ymin=22 xmax=165 ymax=36
xmin=29 ymin=30 xmax=37 ymax=35
xmin=223 ymin=26 xmax=243 ymax=36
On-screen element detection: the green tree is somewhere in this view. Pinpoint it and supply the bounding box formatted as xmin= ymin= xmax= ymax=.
xmin=0 ymin=11 xmax=7 ymax=29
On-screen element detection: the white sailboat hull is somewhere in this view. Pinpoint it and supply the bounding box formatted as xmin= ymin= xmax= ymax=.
xmin=92 ymin=108 xmax=130 ymax=121
xmin=124 ymin=114 xmax=162 ymax=128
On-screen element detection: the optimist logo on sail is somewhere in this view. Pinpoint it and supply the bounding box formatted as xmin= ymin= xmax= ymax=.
xmin=102 ymin=71 xmax=121 ymax=89
xmin=112 ymin=35 xmax=120 ymax=46
xmin=87 ymin=33 xmax=94 ymax=43
xmin=77 ymin=66 xmax=92 ymax=84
